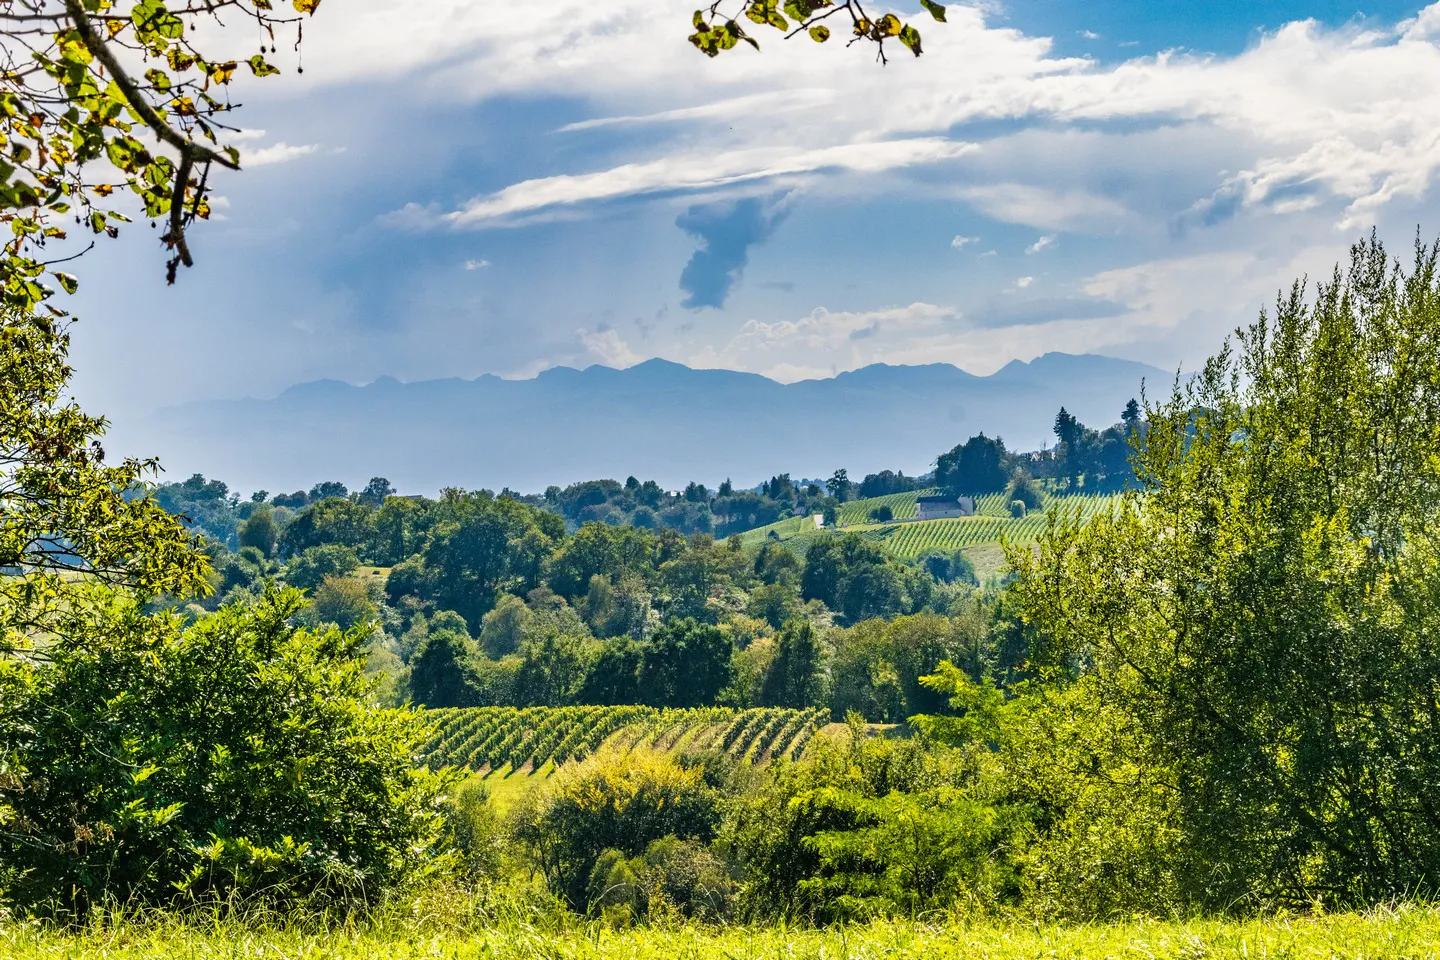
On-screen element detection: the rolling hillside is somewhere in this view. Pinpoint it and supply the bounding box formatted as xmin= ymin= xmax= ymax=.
xmin=741 ymin=488 xmax=1126 ymax=577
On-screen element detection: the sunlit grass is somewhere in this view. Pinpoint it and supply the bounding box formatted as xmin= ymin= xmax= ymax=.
xmin=6 ymin=905 xmax=1440 ymax=959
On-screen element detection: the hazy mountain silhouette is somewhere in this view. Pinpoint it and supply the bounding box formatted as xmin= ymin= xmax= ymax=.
xmin=118 ymin=354 xmax=1170 ymax=495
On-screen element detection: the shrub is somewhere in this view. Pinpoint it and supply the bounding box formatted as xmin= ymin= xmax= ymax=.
xmin=511 ymin=748 xmax=722 ymax=911
xmin=0 ymin=586 xmax=451 ymax=916
xmin=1005 ymin=473 xmax=1044 ymax=512
xmin=869 ymin=504 xmax=895 ymax=523
xmin=1010 ymin=499 xmax=1027 ymax=518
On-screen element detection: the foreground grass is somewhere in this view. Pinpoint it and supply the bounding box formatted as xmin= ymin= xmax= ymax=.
xmin=8 ymin=907 xmax=1440 ymax=959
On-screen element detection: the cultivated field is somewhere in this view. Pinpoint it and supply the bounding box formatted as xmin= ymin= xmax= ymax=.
xmin=742 ymin=488 xmax=1126 ymax=565
xmin=419 ymin=705 xmax=829 ymax=773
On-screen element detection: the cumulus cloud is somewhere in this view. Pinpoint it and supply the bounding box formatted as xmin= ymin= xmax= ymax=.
xmin=398 ymin=0 xmax=1440 ymax=237
xmin=951 ymin=235 xmax=980 ymax=248
xmin=1016 ymin=276 xmax=1035 ymax=289
xmin=579 ymin=328 xmax=642 ymax=368
xmin=1027 ymin=234 xmax=1058 ymax=254
xmin=463 ymin=258 xmax=492 ymax=270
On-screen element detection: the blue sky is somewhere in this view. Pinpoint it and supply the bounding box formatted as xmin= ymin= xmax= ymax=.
xmin=67 ymin=0 xmax=1440 ymax=433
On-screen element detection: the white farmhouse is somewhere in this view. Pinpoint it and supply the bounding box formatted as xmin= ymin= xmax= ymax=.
xmin=915 ymin=494 xmax=976 ymax=520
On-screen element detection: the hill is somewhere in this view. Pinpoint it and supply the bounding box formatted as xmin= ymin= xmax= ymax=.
xmin=115 ymin=353 xmax=1168 ymax=494
xmin=741 ymin=488 xmax=1126 ymax=580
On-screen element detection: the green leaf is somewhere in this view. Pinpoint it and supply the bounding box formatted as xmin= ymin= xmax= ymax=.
xmin=52 ymin=272 xmax=77 ymax=295
xmin=247 ymin=54 xmax=280 ymax=78
xmin=809 ymin=24 xmax=830 ymax=41
xmin=899 ymin=24 xmax=922 ymax=54
xmin=920 ymin=0 xmax=947 ymax=22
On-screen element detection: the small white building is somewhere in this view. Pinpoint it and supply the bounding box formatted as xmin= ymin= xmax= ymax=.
xmin=916 ymin=494 xmax=975 ymax=521
xmin=812 ymin=514 xmax=825 ymax=528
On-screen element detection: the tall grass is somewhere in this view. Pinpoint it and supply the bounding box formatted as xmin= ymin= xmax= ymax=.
xmin=7 ymin=901 xmax=1440 ymax=959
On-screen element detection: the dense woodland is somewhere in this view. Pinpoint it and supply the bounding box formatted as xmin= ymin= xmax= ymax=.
xmin=138 ymin=405 xmax=1136 ymax=720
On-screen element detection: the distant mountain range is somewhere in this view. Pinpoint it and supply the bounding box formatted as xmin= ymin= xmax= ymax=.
xmin=115 ymin=354 xmax=1172 ymax=495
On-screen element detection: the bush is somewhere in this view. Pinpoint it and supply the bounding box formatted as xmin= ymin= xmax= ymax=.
xmin=1009 ymin=499 xmax=1027 ymax=518
xmin=869 ymin=504 xmax=895 ymax=523
xmin=511 ymin=748 xmax=723 ymax=912
xmin=0 ymin=586 xmax=451 ymax=916
xmin=724 ymin=724 xmax=1020 ymax=922
xmin=1005 ymin=473 xmax=1043 ymax=511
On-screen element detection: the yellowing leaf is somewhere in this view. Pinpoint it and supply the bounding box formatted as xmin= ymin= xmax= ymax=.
xmin=898 ymin=23 xmax=922 ymax=54
xmin=809 ymin=24 xmax=830 ymax=41
xmin=208 ymin=61 xmax=237 ymax=84
xmin=292 ymin=0 xmax=321 ymax=12
xmin=876 ymin=14 xmax=902 ymax=36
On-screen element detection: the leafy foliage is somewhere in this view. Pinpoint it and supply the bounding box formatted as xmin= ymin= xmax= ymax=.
xmin=1006 ymin=233 xmax=1440 ymax=908
xmin=0 ymin=586 xmax=450 ymax=915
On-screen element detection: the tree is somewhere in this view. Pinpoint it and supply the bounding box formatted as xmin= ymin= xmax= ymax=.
xmin=237 ymin=506 xmax=278 ymax=558
xmin=761 ymin=618 xmax=825 ymax=708
xmin=479 ymin=593 xmax=530 ymax=658
xmin=639 ymin=618 xmax=734 ymax=707
xmin=308 ymin=481 xmax=349 ymax=502
xmin=689 ymin=1 xmax=949 ymax=64
xmin=869 ymin=504 xmax=894 ymax=523
xmin=1121 ymin=397 xmax=1142 ymax=431
xmin=281 ymin=543 xmax=360 ymax=592
xmin=0 ymin=313 xmax=207 ymax=647
xmin=277 ymin=497 xmax=375 ymax=559
xmin=513 ymin=632 xmax=590 ymax=707
xmin=308 ymin=574 xmax=376 ymax=630
xmin=1005 ymin=472 xmax=1043 ymax=512
xmin=1008 ymin=233 xmax=1440 ymax=908
xmin=826 ymin=468 xmax=852 ymax=502
xmin=934 ymin=433 xmax=1010 ymax=495
xmin=0 ymin=0 xmax=318 ymax=299
xmin=358 ymin=477 xmax=396 ymax=507
xmin=409 ymin=627 xmax=478 ymax=708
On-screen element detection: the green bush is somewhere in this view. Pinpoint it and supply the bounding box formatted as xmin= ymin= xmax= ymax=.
xmin=724 ymin=723 xmax=1021 ymax=922
xmin=511 ymin=748 xmax=722 ymax=912
xmin=0 ymin=586 xmax=451 ymax=916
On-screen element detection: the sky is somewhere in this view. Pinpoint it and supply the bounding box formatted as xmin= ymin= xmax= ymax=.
xmin=64 ymin=0 xmax=1440 ymax=427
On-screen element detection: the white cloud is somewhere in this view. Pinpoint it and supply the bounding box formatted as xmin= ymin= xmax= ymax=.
xmin=960 ymin=184 xmax=1134 ymax=232
xmin=299 ymin=0 xmax=1440 ymax=238
xmin=579 ymin=328 xmax=642 ymax=368
xmin=1027 ymin=234 xmax=1058 ymax=254
xmin=442 ymin=139 xmax=976 ymax=226
xmin=1015 ymin=276 xmax=1034 ymax=289
xmin=242 ymin=142 xmax=320 ymax=167
xmin=951 ymin=234 xmax=980 ymax=248
xmin=464 ymin=258 xmax=492 ymax=270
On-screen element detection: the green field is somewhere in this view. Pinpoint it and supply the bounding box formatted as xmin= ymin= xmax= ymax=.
xmin=742 ymin=489 xmax=1126 ymax=566
xmin=9 ymin=908 xmax=1440 ymax=959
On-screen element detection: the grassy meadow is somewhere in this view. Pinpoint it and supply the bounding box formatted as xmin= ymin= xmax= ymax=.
xmin=8 ymin=907 xmax=1440 ymax=959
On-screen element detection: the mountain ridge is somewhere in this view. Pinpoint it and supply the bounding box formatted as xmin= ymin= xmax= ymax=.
xmin=117 ymin=353 xmax=1169 ymax=495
